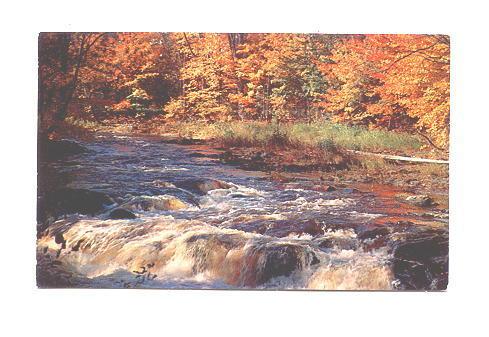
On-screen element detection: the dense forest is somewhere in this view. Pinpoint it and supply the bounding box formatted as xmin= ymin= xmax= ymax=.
xmin=39 ymin=33 xmax=449 ymax=148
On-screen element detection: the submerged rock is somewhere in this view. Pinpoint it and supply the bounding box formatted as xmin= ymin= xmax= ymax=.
xmin=109 ymin=208 xmax=137 ymax=219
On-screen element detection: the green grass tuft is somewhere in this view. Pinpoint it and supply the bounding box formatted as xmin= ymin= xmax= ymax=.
xmin=215 ymin=121 xmax=422 ymax=153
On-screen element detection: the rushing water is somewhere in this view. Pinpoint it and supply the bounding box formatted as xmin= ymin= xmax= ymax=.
xmin=37 ymin=134 xmax=449 ymax=290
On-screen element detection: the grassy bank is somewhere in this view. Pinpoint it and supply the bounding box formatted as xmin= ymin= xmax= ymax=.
xmin=60 ymin=116 xmax=448 ymax=194
xmin=63 ymin=116 xmax=431 ymax=155
xmin=214 ymin=121 xmax=423 ymax=153
xmin=63 ymin=116 xmax=437 ymax=155
xmin=135 ymin=120 xmax=424 ymax=153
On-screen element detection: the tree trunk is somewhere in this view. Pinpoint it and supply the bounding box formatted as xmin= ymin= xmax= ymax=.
xmin=54 ymin=35 xmax=87 ymax=122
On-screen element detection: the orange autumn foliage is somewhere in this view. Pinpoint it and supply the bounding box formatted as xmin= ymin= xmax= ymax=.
xmin=39 ymin=33 xmax=450 ymax=149
xmin=320 ymin=34 xmax=449 ymax=148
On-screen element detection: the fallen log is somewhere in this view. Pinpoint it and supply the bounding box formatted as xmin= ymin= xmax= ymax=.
xmin=347 ymin=150 xmax=449 ymax=164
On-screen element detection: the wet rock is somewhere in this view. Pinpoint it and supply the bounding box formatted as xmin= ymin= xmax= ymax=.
xmin=358 ymin=227 xmax=392 ymax=240
xmin=255 ymin=244 xmax=319 ymax=285
xmin=38 ymin=188 xmax=115 ymax=222
xmin=175 ymin=178 xmax=233 ymax=195
xmin=71 ymin=239 xmax=85 ymax=252
xmin=391 ymin=233 xmax=448 ymax=290
xmin=109 ymin=208 xmax=137 ymax=219
xmin=181 ymin=233 xmax=246 ymax=276
xmin=121 ymin=195 xmax=188 ymax=211
xmin=317 ymin=237 xmax=358 ymax=250
xmin=152 ymin=180 xmax=176 ymax=188
xmin=407 ymin=195 xmax=435 ymax=207
xmin=54 ymin=233 xmax=66 ymax=249
xmin=302 ymin=220 xmax=324 ymax=236
xmin=402 ymin=194 xmax=435 ymax=208
xmin=157 ymin=187 xmax=200 ymax=207
xmin=40 ymin=139 xmax=87 ymax=160
xmin=148 ymin=183 xmax=200 ymax=207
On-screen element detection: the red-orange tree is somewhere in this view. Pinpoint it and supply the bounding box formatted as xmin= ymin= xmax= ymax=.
xmin=320 ymin=34 xmax=449 ymax=148
xmin=39 ymin=33 xmax=450 ymax=148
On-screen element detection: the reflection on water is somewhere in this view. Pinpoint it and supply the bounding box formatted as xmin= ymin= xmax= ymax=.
xmin=37 ymin=133 xmax=448 ymax=290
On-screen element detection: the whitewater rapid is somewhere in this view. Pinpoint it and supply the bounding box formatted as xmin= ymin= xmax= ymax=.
xmin=37 ymin=134 xmax=448 ymax=290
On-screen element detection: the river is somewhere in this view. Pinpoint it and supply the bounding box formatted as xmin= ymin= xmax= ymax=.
xmin=36 ymin=133 xmax=448 ymax=290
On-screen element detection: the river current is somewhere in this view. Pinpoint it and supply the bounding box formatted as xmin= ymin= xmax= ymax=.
xmin=37 ymin=133 xmax=449 ymax=290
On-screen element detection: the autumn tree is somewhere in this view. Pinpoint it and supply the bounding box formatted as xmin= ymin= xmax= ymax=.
xmin=164 ymin=33 xmax=242 ymax=121
xmin=320 ymin=34 xmax=449 ymax=148
xmin=166 ymin=33 xmax=330 ymax=122
xmin=39 ymin=33 xmax=450 ymax=148
xmin=105 ymin=33 xmax=180 ymax=115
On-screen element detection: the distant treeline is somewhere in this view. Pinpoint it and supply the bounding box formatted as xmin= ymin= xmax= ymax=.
xmin=39 ymin=33 xmax=449 ymax=148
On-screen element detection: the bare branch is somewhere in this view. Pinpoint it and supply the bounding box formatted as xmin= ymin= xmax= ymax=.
xmin=382 ymin=41 xmax=440 ymax=72
xmin=183 ymin=33 xmax=196 ymax=57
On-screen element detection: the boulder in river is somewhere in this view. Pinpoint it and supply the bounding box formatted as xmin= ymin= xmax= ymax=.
xmin=175 ymin=178 xmax=233 ymax=195
xmin=391 ymin=232 xmax=448 ymax=290
xmin=39 ymin=139 xmax=87 ymax=160
xmin=254 ymin=244 xmax=320 ymax=285
xmin=301 ymin=219 xmax=324 ymax=236
xmin=121 ymin=195 xmax=188 ymax=211
xmin=156 ymin=187 xmax=201 ymax=207
xmin=358 ymin=227 xmax=392 ymax=240
xmin=38 ymin=188 xmax=115 ymax=221
xmin=109 ymin=208 xmax=137 ymax=219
